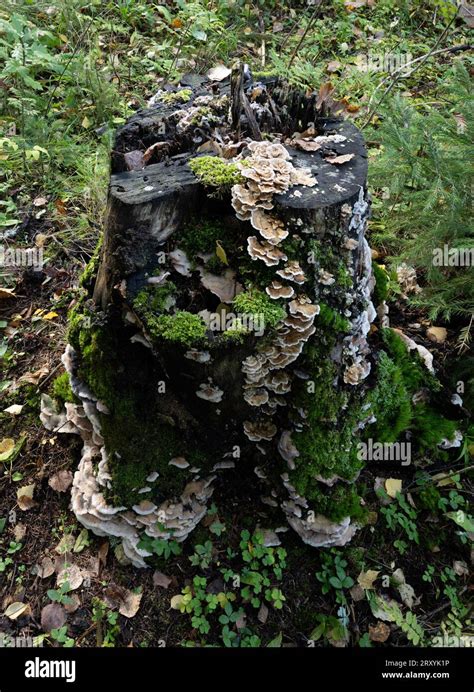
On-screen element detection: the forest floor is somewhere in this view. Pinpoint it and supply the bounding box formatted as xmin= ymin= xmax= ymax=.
xmin=0 ymin=1 xmax=472 ymax=649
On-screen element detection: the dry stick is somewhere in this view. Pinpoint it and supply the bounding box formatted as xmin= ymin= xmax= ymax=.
xmin=287 ymin=0 xmax=326 ymax=70
xmin=361 ymin=44 xmax=473 ymax=130
xmin=403 ymin=464 xmax=474 ymax=496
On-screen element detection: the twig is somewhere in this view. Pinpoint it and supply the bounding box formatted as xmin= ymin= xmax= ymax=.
xmin=361 ymin=12 xmax=468 ymax=130
xmin=287 ymin=0 xmax=325 ymax=70
xmin=403 ymin=464 xmax=474 ymax=495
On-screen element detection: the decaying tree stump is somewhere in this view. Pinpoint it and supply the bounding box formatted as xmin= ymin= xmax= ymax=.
xmin=42 ymin=71 xmax=381 ymax=567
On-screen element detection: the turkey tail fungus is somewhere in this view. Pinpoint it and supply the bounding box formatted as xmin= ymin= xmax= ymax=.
xmin=42 ymin=69 xmax=383 ymax=567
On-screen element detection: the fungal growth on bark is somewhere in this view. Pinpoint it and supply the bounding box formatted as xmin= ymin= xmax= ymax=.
xmin=41 ymin=68 xmax=455 ymax=567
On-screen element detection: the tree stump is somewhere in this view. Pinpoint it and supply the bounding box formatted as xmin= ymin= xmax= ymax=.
xmin=46 ymin=73 xmax=380 ymax=567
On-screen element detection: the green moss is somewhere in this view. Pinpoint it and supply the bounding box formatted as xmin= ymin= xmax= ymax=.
xmin=366 ymin=351 xmax=412 ymax=443
xmin=336 ymin=263 xmax=353 ymax=290
xmin=317 ymin=303 xmax=350 ymax=333
xmin=412 ymin=405 xmax=458 ymax=449
xmin=148 ymin=311 xmax=207 ymax=347
xmin=79 ymin=235 xmax=103 ymax=289
xmin=233 ymin=289 xmax=285 ymax=330
xmin=133 ymin=282 xmax=176 ymax=318
xmin=160 ymin=88 xmax=192 ymax=104
xmin=305 ymin=483 xmax=366 ymax=523
xmin=372 ymin=263 xmax=389 ymax=305
xmin=189 ymin=156 xmax=242 ymax=190
xmin=380 ymin=328 xmax=440 ymax=393
xmin=52 ymin=372 xmax=75 ymax=405
xmin=180 ymin=217 xmax=228 ymax=257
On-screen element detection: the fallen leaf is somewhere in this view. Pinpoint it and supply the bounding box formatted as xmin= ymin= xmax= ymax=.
xmin=98 ymin=541 xmax=109 ymax=566
xmin=64 ymin=593 xmax=81 ymax=614
xmin=258 ymin=603 xmax=269 ymax=624
xmin=385 ymin=478 xmax=402 ymax=499
xmin=153 ymin=571 xmax=172 ymax=589
xmin=327 ymin=60 xmax=342 ymax=73
xmin=43 ymin=311 xmax=58 ymax=320
xmin=48 ymin=469 xmax=73 ymax=493
xmin=358 ymin=570 xmax=380 ymax=590
xmin=36 ymin=556 xmax=55 ymax=579
xmin=13 ymin=523 xmax=26 ymax=541
xmin=33 ymin=196 xmax=47 ymax=207
xmin=4 ymin=404 xmax=23 ymax=416
xmin=0 ymin=438 xmax=15 ymax=461
xmin=215 ymin=240 xmax=228 ymax=266
xmin=369 ymin=621 xmax=390 ymax=643
xmin=17 ymin=484 xmax=36 ymax=511
xmin=119 ymin=589 xmax=142 ymax=618
xmin=325 ymin=153 xmax=355 ymax=165
xmin=73 ymin=528 xmax=89 ymax=553
xmin=350 ymin=584 xmax=365 ymax=602
xmin=18 ymin=365 xmax=49 ymax=385
xmin=0 ymin=288 xmax=16 ymax=299
xmin=5 ymin=601 xmax=31 ymax=620
xmin=57 ymin=564 xmax=83 ymax=591
xmin=55 ymin=534 xmax=75 ymax=554
xmin=392 ymin=568 xmax=417 ymax=609
xmin=207 ymin=64 xmax=231 ymax=81
xmin=41 ymin=603 xmax=66 ymax=632
xmin=426 ymin=326 xmax=447 ymax=344
xmin=453 ymin=560 xmax=469 ymax=577
xmin=170 ymin=594 xmax=183 ymax=610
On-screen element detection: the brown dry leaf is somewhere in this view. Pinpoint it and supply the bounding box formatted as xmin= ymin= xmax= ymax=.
xmin=5 ymin=601 xmax=31 ymax=620
xmin=18 ymin=365 xmax=49 ymax=385
xmin=143 ymin=141 xmax=168 ymax=164
xmin=35 ymin=233 xmax=48 ymax=248
xmin=64 ymin=593 xmax=81 ymax=614
xmin=357 ymin=569 xmax=380 ymax=590
xmin=153 ymin=571 xmax=172 ymax=589
xmin=350 ymin=584 xmax=365 ymax=602
xmin=453 ymin=560 xmax=469 ymax=577
xmin=119 ymin=589 xmax=142 ymax=618
xmin=0 ymin=287 xmax=16 ymax=299
xmin=327 ymin=60 xmax=342 ymax=73
xmin=33 ymin=196 xmax=48 ymax=207
xmin=48 ymin=469 xmax=73 ymax=493
xmin=17 ymin=484 xmax=36 ymax=511
xmin=369 ymin=621 xmax=390 ymax=643
xmin=325 ymin=153 xmax=355 ymax=165
xmin=36 ymin=556 xmax=55 ymax=579
xmin=98 ymin=541 xmax=109 ymax=567
xmin=41 ymin=603 xmax=66 ymax=632
xmin=13 ymin=523 xmax=26 ymax=541
xmin=385 ymin=478 xmax=402 ymax=499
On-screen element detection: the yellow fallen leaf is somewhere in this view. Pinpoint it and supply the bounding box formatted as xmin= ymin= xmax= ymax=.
xmin=4 ymin=602 xmax=31 ymax=620
xmin=357 ymin=569 xmax=380 ymax=590
xmin=43 ymin=311 xmax=58 ymax=320
xmin=385 ymin=478 xmax=402 ymax=499
xmin=170 ymin=594 xmax=183 ymax=610
xmin=215 ymin=240 xmax=228 ymax=265
xmin=81 ymin=115 xmax=90 ymax=129
xmin=0 ymin=438 xmax=15 ymax=462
